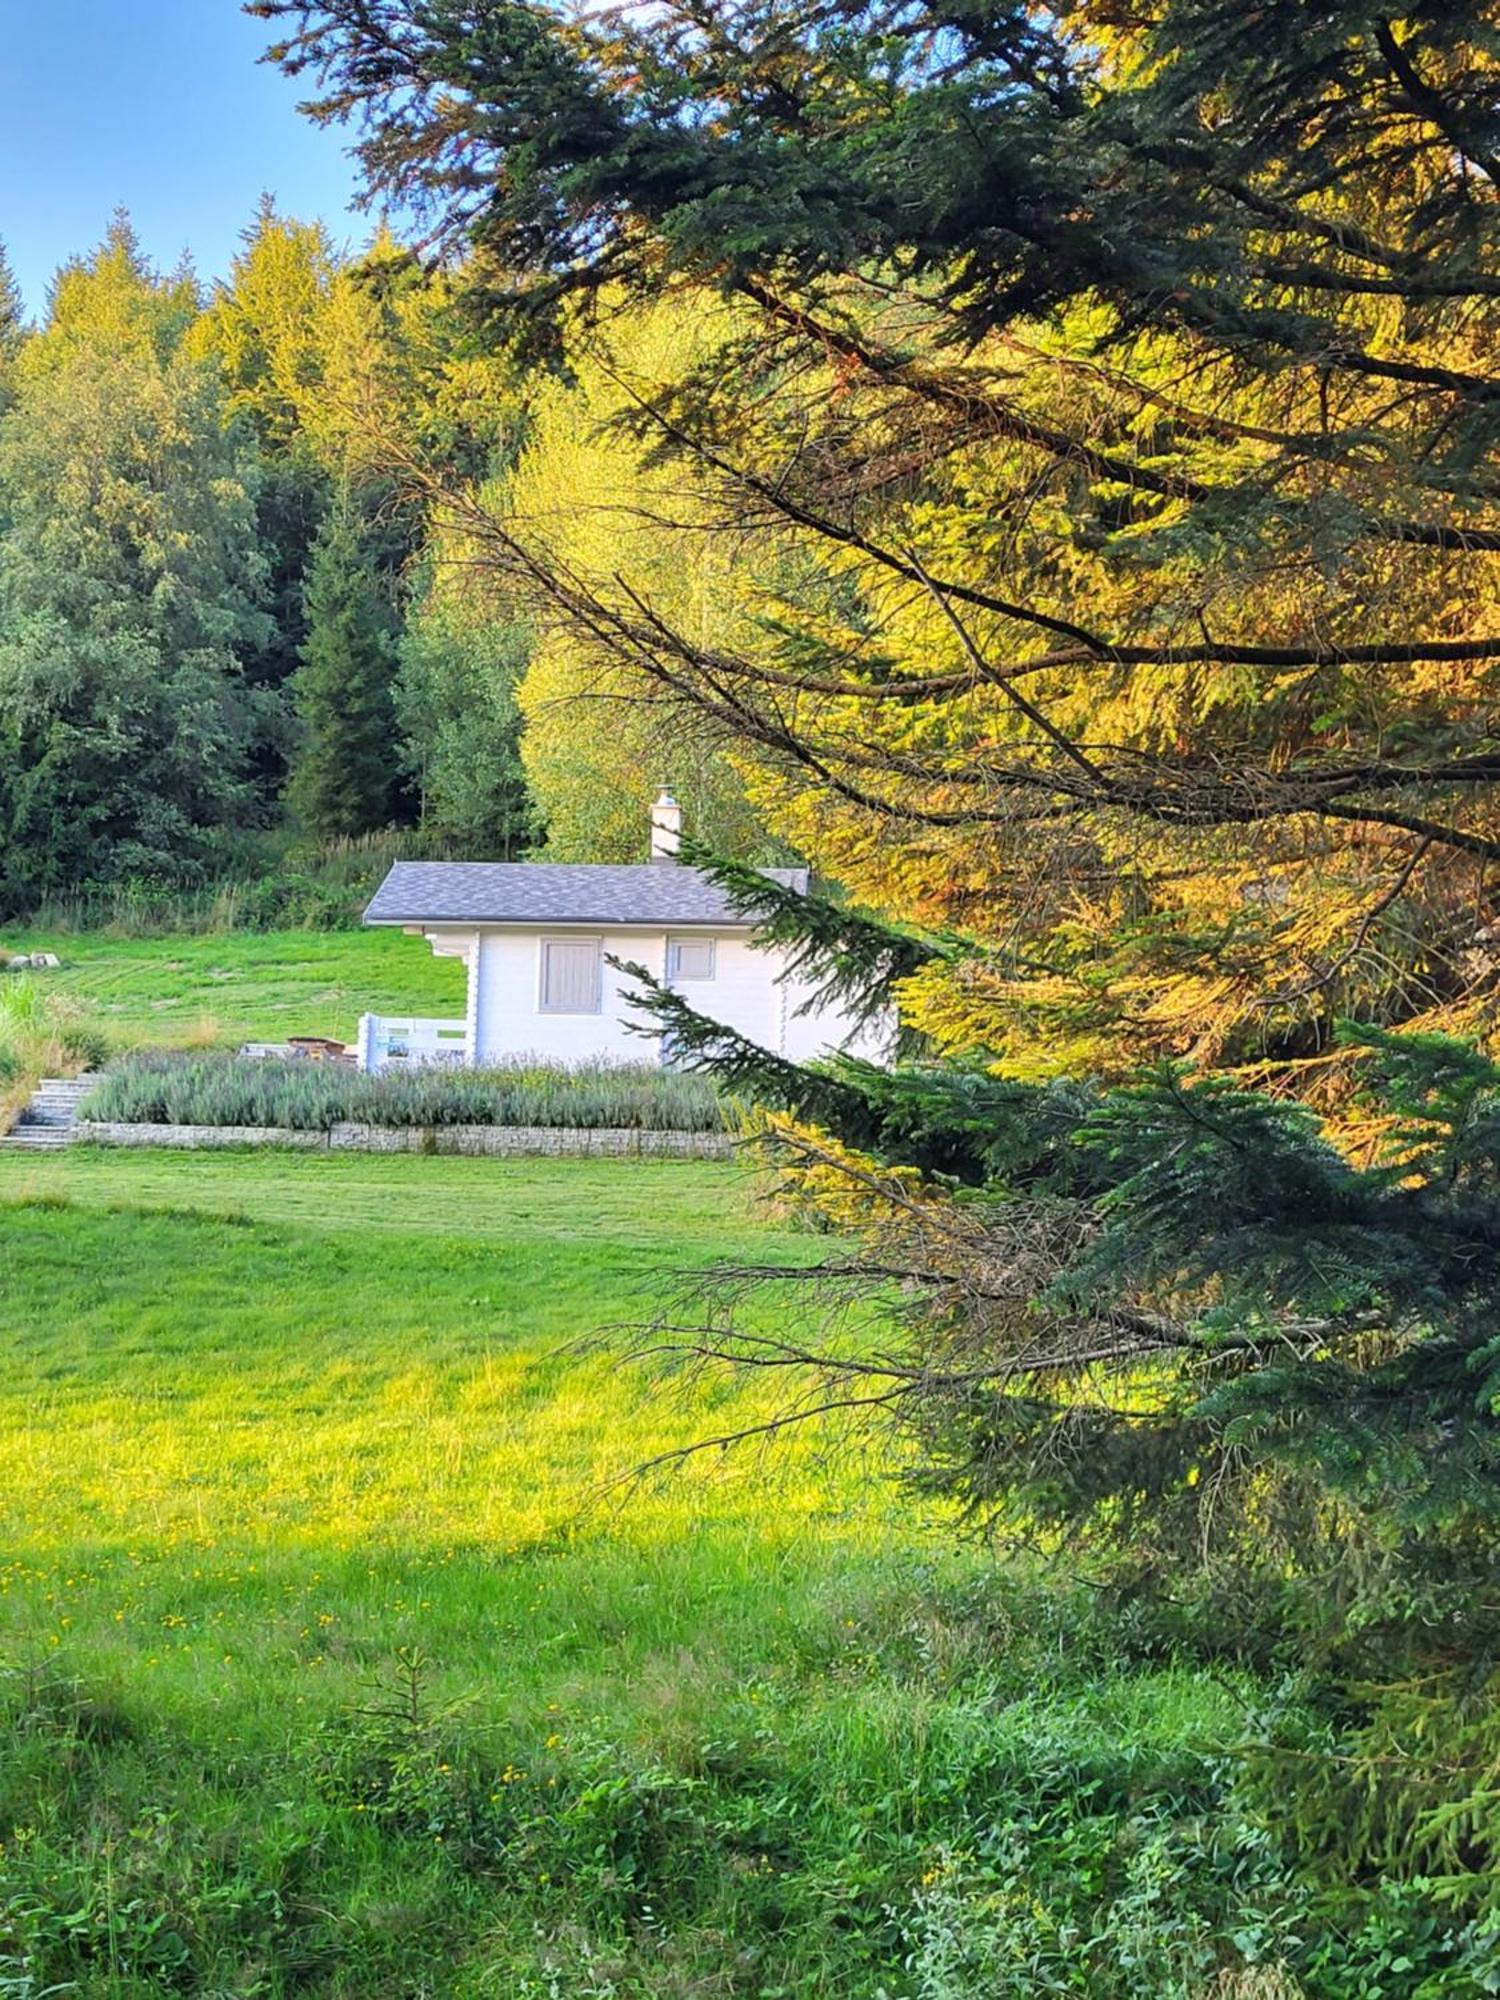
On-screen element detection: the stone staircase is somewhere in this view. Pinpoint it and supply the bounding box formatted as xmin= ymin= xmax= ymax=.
xmin=2 ymin=1075 xmax=95 ymax=1151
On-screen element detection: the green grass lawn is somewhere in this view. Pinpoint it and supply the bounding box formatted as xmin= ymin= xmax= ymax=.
xmin=0 ymin=1146 xmax=1312 ymax=1999
xmin=0 ymin=927 xmax=462 ymax=1050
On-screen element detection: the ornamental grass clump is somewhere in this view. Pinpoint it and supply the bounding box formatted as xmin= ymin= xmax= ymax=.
xmin=81 ymin=1050 xmax=726 ymax=1133
xmin=0 ymin=976 xmax=108 ymax=1129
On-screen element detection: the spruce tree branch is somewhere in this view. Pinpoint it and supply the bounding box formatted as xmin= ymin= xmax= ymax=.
xmin=591 ymin=351 xmax=1120 ymax=654
xmin=739 ymin=278 xmax=1500 ymax=550
xmin=330 ymin=361 xmax=1500 ymax=870
xmin=398 ymin=433 xmax=1500 ymax=679
xmin=1374 ymin=19 xmax=1500 ymax=186
xmin=1200 ymin=171 xmax=1409 ymax=272
xmin=1251 ymin=261 xmax=1500 ymax=302
xmin=1321 ymin=802 xmax=1500 ymax=862
xmin=597 ymin=1387 xmax=914 ymax=1490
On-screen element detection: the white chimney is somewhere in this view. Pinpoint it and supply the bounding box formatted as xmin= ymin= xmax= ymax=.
xmin=650 ymin=787 xmax=683 ymax=864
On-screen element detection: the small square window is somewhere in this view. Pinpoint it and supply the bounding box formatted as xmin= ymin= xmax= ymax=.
xmin=540 ymin=937 xmax=603 ymax=1013
xmin=667 ymin=936 xmax=716 ymax=982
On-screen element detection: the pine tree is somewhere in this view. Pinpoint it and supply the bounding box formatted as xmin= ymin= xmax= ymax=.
xmin=396 ymin=553 xmax=533 ymax=855
xmin=0 ymin=237 xmax=25 ymax=418
xmin=287 ymin=492 xmax=400 ymax=839
xmin=190 ymin=203 xmax=339 ymax=797
xmin=191 ymin=197 xmax=335 ymax=452
xmin=507 ymin=297 xmax=770 ymax=861
xmin=36 ymin=211 xmax=197 ymax=370
xmin=0 ymin=237 xmax=24 ymax=358
xmin=627 ymin=926 xmax=1500 ymax=1637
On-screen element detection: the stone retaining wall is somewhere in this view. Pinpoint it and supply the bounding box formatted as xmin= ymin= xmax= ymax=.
xmin=74 ymin=1121 xmax=733 ymax=1160
xmin=76 ymin=1123 xmax=326 ymax=1152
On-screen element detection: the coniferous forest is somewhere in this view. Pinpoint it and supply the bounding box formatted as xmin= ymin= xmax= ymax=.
xmin=6 ymin=3 xmax=1500 ymax=1993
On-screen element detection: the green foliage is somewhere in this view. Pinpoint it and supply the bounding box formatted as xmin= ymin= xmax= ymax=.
xmin=0 ymin=202 xmax=556 ymax=919
xmin=32 ymin=213 xmax=198 ymax=374
xmin=18 ymin=828 xmax=473 ymax=938
xmin=240 ymin=455 xmax=326 ymax=791
xmin=614 ymin=953 xmax=874 ymax=1134
xmin=396 ymin=558 xmax=534 ymax=854
xmin=253 ymin=0 xmax=1500 ymax=1096
xmin=620 ymin=951 xmax=1100 ymax=1179
xmin=192 ymin=198 xmax=338 ymax=454
xmin=83 ymin=1049 xmax=725 ymax=1132
xmin=638 ymin=929 xmax=1500 ymax=1647
xmin=0 ymin=238 xmax=24 ymax=416
xmin=0 ymin=240 xmax=22 ymax=354
xmin=506 ymin=297 xmax=772 ymax=863
xmin=287 ymin=490 xmax=403 ymax=839
xmin=0 ymin=311 xmax=272 ymax=913
xmin=19 ymin=862 xmax=362 ymax=939
xmin=0 ymin=973 xmax=108 ymax=1109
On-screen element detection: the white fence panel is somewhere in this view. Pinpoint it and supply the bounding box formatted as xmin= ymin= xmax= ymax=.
xmin=357 ymin=1015 xmax=470 ymax=1074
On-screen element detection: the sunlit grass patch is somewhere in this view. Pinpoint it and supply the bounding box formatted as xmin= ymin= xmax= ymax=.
xmin=0 ymin=1147 xmax=1335 ymax=1996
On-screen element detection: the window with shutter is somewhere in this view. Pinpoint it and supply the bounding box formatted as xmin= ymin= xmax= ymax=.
xmin=539 ymin=937 xmax=603 ymax=1013
xmin=667 ymin=936 xmax=716 ymax=982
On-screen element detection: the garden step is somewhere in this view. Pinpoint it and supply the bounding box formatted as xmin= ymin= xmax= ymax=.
xmin=3 ymin=1074 xmax=96 ymax=1147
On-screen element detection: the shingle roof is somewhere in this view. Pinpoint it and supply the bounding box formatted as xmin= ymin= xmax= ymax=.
xmin=364 ymin=861 xmax=810 ymax=930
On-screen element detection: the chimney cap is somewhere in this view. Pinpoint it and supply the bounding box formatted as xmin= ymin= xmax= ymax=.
xmin=650 ymin=787 xmax=684 ymax=864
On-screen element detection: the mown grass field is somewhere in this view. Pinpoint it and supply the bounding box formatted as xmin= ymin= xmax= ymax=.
xmin=0 ymin=928 xmax=464 ymax=1050
xmin=0 ymin=931 xmax=1402 ymax=1995
xmin=0 ymin=1142 xmax=1333 ymax=1999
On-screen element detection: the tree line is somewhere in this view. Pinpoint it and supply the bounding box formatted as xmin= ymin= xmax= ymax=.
xmin=0 ymin=209 xmax=767 ymax=918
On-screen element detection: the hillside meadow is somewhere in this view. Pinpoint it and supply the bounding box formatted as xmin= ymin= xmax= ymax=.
xmin=0 ymin=1141 xmax=1355 ymax=1999
xmin=3 ymin=7 xmax=1498 ymax=1987
xmin=2 ymin=928 xmax=465 ymax=1053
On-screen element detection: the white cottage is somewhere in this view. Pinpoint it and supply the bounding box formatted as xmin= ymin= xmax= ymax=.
xmin=358 ymin=792 xmax=889 ymax=1071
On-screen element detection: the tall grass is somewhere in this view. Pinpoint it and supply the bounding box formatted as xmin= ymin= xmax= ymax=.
xmin=0 ymin=976 xmax=108 ymax=1128
xmin=82 ymin=1048 xmax=727 ymax=1131
xmin=20 ymin=829 xmax=477 ymax=938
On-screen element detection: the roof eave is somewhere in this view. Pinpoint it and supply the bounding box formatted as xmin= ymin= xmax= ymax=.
xmin=365 ymin=912 xmax=761 ymax=930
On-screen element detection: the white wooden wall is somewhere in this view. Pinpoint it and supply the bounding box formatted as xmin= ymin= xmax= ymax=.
xmin=415 ymin=925 xmax=887 ymax=1066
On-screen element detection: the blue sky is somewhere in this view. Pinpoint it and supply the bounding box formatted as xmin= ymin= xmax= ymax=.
xmin=0 ymin=0 xmax=368 ymax=315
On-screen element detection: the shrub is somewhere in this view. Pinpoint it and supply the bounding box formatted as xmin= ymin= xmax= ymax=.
xmin=80 ymin=1050 xmax=727 ymax=1133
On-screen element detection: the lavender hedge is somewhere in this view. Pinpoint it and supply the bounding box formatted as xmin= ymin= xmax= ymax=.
xmin=82 ymin=1051 xmax=726 ymax=1133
